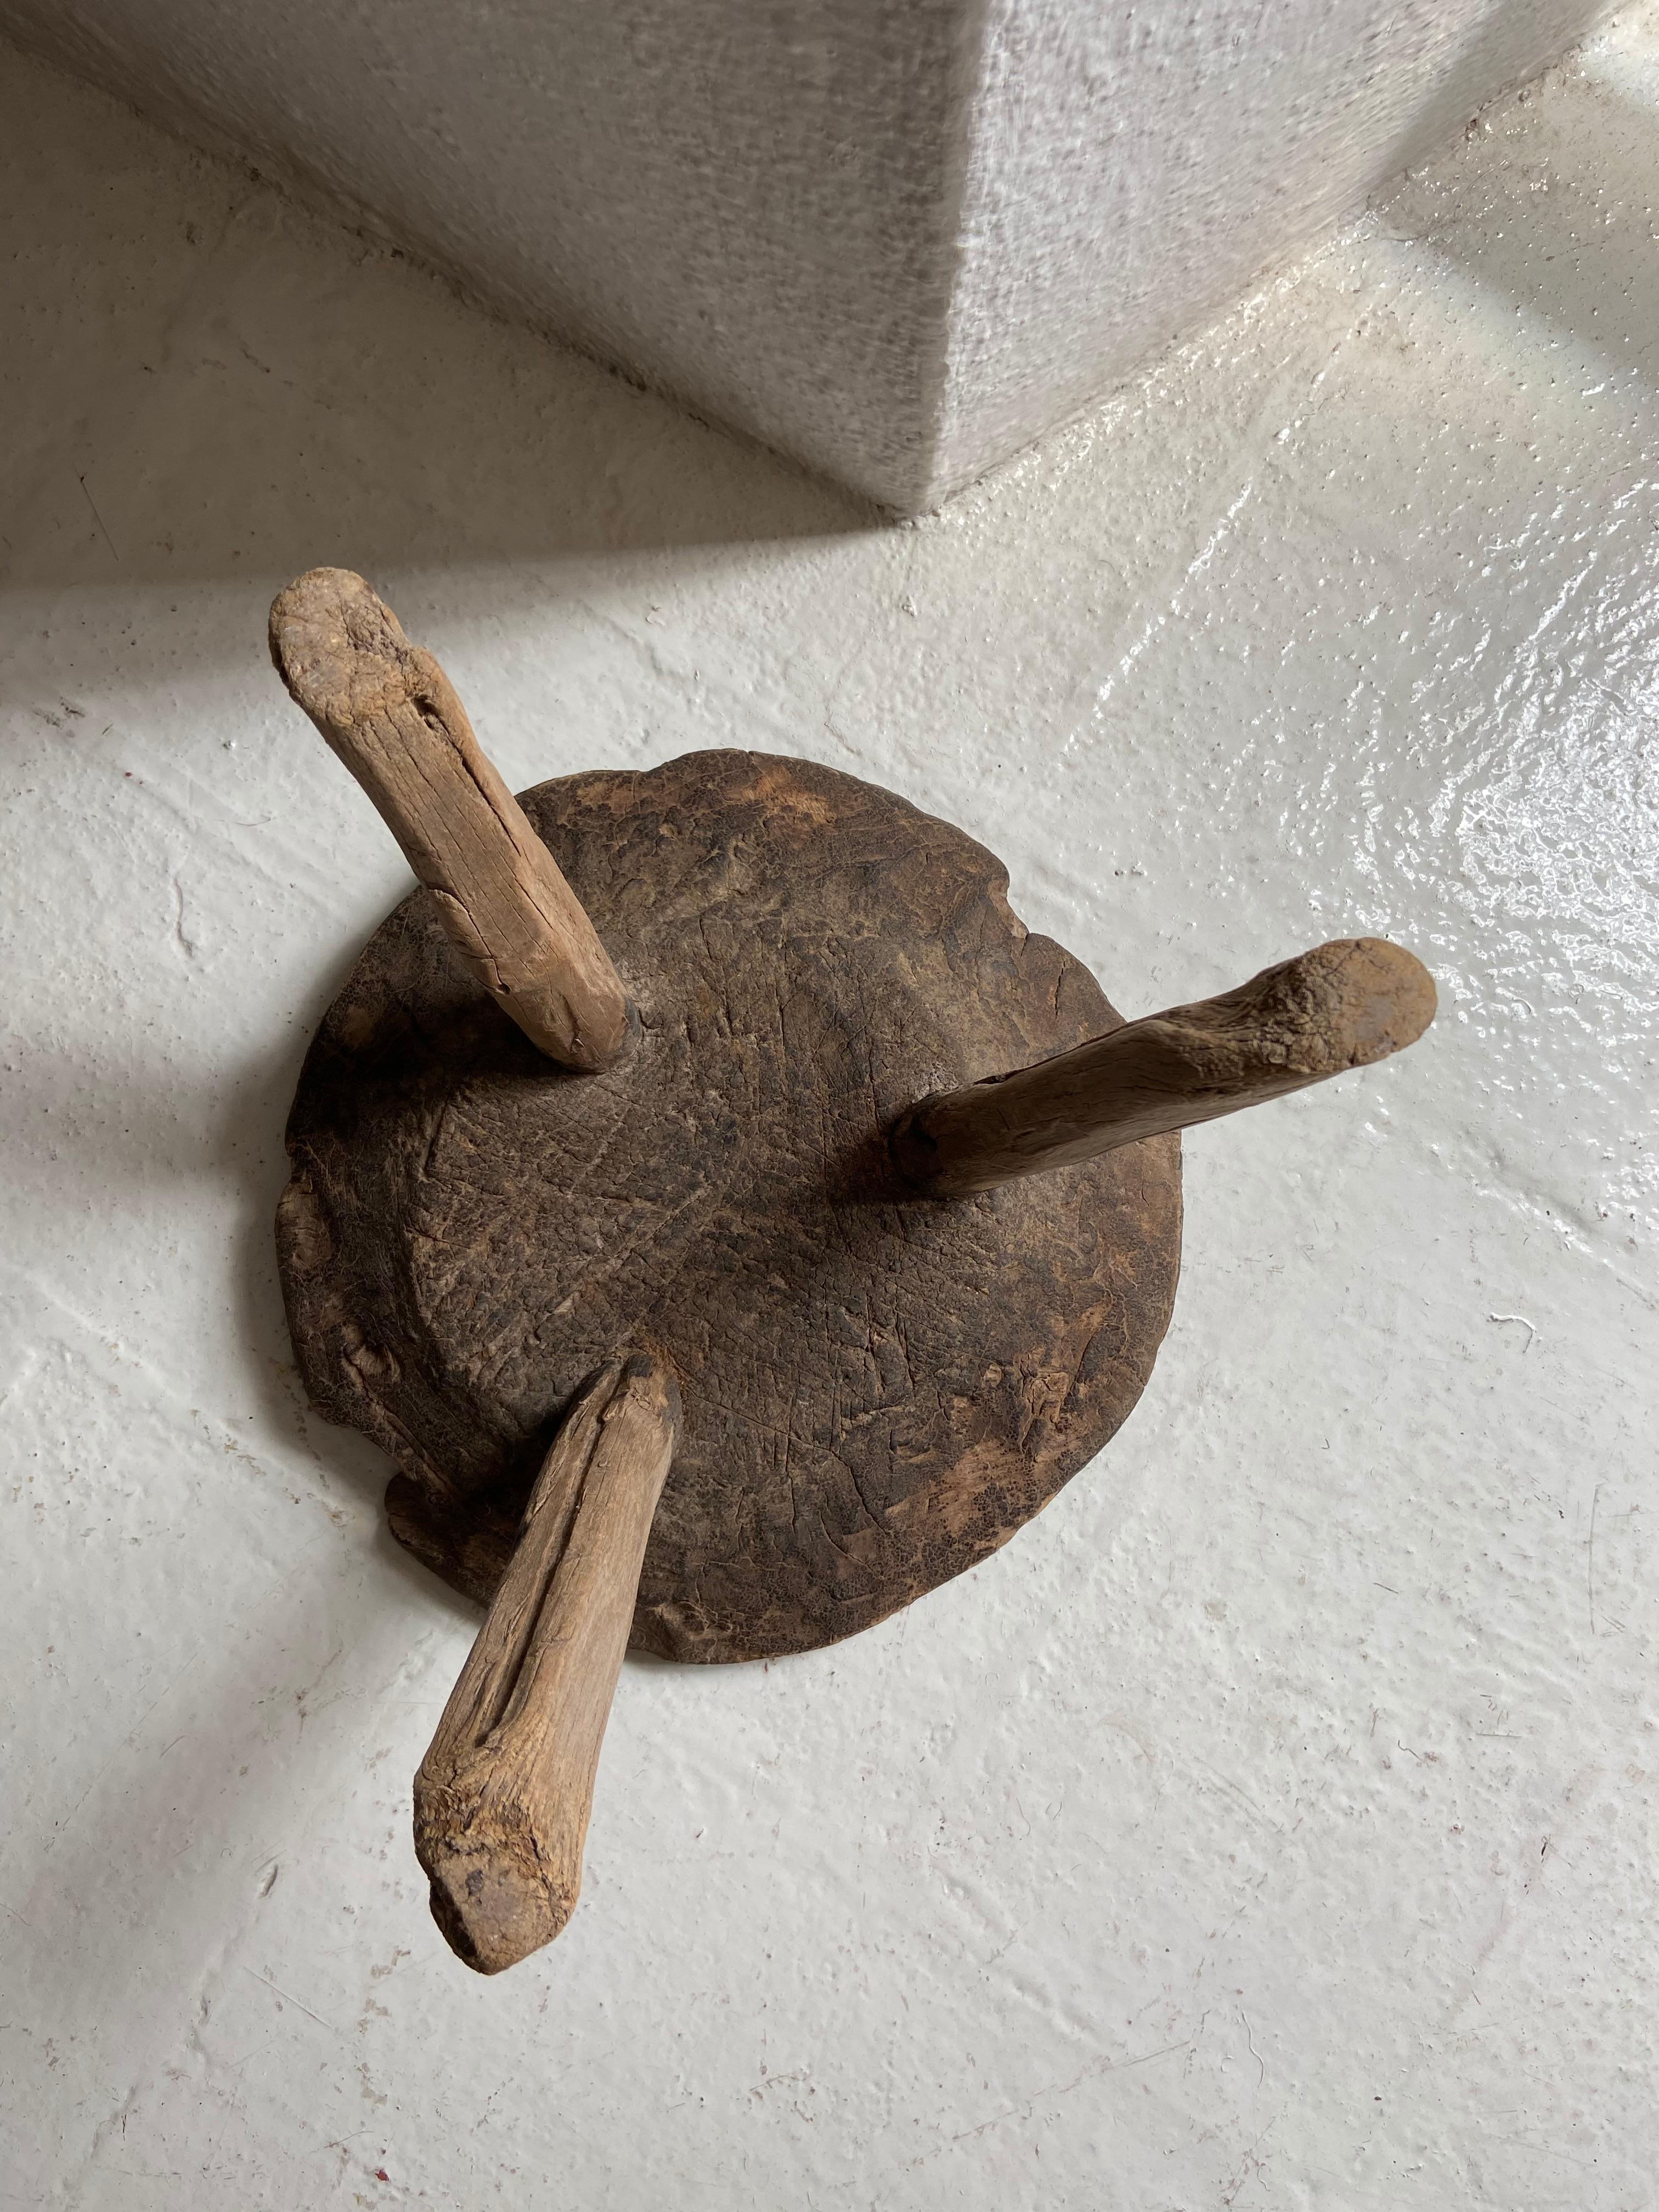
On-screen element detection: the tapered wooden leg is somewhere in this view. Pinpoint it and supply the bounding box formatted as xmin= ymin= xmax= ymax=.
xmin=269 ymin=567 xmax=633 ymax=1072
xmin=413 ymin=1356 xmax=679 ymax=1973
xmin=890 ymin=938 xmax=1435 ymax=1197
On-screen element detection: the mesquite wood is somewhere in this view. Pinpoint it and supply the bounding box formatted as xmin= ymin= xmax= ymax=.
xmin=414 ymin=1356 xmax=678 ymax=1973
xmin=890 ymin=940 xmax=1435 ymax=1197
xmin=279 ymin=744 xmax=1184 ymax=1660
xmin=270 ymin=569 xmax=632 ymax=1072
xmin=269 ymin=569 xmax=1436 ymax=1972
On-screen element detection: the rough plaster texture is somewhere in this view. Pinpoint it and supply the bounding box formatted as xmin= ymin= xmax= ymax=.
xmin=3 ymin=7 xmax=1658 ymax=2204
xmin=0 ymin=0 xmax=1621 ymax=511
xmin=0 ymin=0 xmax=982 ymax=511
xmin=932 ymin=0 xmax=1624 ymax=495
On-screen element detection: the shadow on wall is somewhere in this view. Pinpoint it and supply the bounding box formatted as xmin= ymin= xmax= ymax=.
xmin=0 ymin=39 xmax=871 ymax=595
xmin=1386 ymin=46 xmax=1659 ymax=386
xmin=1366 ymin=0 xmax=1618 ymax=194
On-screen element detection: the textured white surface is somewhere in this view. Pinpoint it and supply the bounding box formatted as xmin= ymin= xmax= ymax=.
xmin=932 ymin=0 xmax=1622 ymax=497
xmin=0 ymin=0 xmax=1618 ymax=509
xmin=0 ymin=0 xmax=981 ymax=508
xmin=3 ymin=9 xmax=1658 ymax=2205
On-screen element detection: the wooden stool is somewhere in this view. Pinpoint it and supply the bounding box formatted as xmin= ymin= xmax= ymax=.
xmin=270 ymin=569 xmax=1435 ymax=1973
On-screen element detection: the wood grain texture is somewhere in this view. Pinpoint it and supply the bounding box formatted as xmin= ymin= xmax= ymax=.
xmin=269 ymin=568 xmax=632 ymax=1072
xmin=414 ymin=1355 xmax=678 ymax=1974
xmin=890 ymin=939 xmax=1436 ymax=1196
xmin=278 ymin=750 xmax=1182 ymax=1662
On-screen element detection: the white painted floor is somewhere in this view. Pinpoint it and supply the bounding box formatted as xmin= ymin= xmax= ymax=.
xmin=3 ymin=8 xmax=1656 ymax=2205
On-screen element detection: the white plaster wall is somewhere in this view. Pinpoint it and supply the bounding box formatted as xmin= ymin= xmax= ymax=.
xmin=0 ymin=0 xmax=1618 ymax=511
xmin=3 ymin=8 xmax=1658 ymax=2202
xmin=0 ymin=0 xmax=983 ymax=509
xmin=932 ymin=0 xmax=1622 ymax=497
